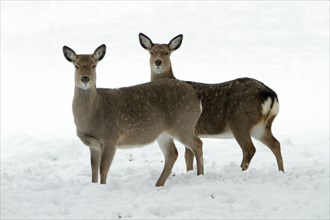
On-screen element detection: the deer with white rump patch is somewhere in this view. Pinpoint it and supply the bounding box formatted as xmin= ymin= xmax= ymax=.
xmin=139 ymin=33 xmax=284 ymax=172
xmin=63 ymin=44 xmax=204 ymax=186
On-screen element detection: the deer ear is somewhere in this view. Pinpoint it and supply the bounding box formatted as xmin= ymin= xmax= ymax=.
xmin=139 ymin=33 xmax=153 ymax=50
xmin=63 ymin=46 xmax=76 ymax=62
xmin=169 ymin=34 xmax=183 ymax=51
xmin=94 ymin=44 xmax=106 ymax=61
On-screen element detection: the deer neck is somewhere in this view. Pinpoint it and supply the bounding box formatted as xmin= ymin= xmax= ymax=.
xmin=73 ymin=87 xmax=100 ymax=120
xmin=151 ymin=66 xmax=176 ymax=81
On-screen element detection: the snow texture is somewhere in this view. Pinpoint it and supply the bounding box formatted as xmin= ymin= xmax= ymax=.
xmin=1 ymin=1 xmax=329 ymax=219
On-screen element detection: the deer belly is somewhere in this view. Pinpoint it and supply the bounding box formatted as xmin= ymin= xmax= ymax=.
xmin=116 ymin=132 xmax=159 ymax=149
xmin=199 ymin=130 xmax=234 ymax=139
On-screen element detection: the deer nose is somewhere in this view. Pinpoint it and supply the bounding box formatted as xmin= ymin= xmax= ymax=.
xmin=81 ymin=76 xmax=90 ymax=83
xmin=155 ymin=59 xmax=162 ymax=66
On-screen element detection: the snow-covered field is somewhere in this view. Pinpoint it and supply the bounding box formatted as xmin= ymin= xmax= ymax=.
xmin=1 ymin=1 xmax=329 ymax=219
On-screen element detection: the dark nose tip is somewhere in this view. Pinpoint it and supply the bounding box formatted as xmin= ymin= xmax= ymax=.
xmin=81 ymin=76 xmax=90 ymax=83
xmin=155 ymin=59 xmax=162 ymax=66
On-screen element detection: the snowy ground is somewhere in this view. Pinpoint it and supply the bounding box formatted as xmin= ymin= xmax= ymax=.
xmin=1 ymin=1 xmax=329 ymax=219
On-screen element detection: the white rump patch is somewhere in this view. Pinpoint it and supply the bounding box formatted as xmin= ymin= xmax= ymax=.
xmin=261 ymin=97 xmax=272 ymax=115
xmin=271 ymin=99 xmax=280 ymax=116
xmin=262 ymin=97 xmax=279 ymax=116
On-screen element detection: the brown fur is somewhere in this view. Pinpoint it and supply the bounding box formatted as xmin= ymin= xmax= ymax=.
xmin=63 ymin=44 xmax=204 ymax=186
xmin=139 ymin=33 xmax=284 ymax=172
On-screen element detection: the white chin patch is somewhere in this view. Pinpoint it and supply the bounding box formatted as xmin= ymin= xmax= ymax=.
xmin=80 ymin=82 xmax=90 ymax=90
xmin=153 ymin=66 xmax=163 ymax=73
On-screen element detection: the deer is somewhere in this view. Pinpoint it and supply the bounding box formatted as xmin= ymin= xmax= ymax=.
xmin=63 ymin=44 xmax=204 ymax=186
xmin=139 ymin=33 xmax=284 ymax=172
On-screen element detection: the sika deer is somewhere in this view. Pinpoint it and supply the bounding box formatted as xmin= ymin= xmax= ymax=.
xmin=139 ymin=33 xmax=284 ymax=172
xmin=63 ymin=44 xmax=204 ymax=186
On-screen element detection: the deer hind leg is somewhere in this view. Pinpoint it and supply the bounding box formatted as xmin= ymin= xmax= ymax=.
xmin=232 ymin=129 xmax=256 ymax=170
xmin=252 ymin=118 xmax=284 ymax=172
xmin=260 ymin=130 xmax=284 ymax=172
xmin=100 ymin=143 xmax=117 ymax=184
xmin=184 ymin=147 xmax=194 ymax=172
xmin=156 ymin=133 xmax=178 ymax=187
xmin=178 ymin=135 xmax=204 ymax=176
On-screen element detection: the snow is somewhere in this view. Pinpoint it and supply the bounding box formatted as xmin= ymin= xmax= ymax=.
xmin=1 ymin=1 xmax=329 ymax=219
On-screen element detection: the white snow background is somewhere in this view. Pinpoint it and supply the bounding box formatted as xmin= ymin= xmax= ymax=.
xmin=1 ymin=1 xmax=329 ymax=219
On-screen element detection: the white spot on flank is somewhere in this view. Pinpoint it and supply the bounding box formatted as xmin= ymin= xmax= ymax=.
xmin=199 ymin=100 xmax=203 ymax=112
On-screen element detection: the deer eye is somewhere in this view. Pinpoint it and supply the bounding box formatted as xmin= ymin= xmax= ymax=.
xmin=75 ymin=65 xmax=79 ymax=69
xmin=165 ymin=52 xmax=169 ymax=56
xmin=92 ymin=64 xmax=96 ymax=69
xmin=150 ymin=52 xmax=154 ymax=56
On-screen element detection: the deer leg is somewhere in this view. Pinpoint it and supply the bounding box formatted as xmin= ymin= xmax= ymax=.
xmin=241 ymin=145 xmax=256 ymax=171
xmin=252 ymin=115 xmax=284 ymax=172
xmin=156 ymin=134 xmax=178 ymax=187
xmin=78 ymin=134 xmax=103 ymax=183
xmin=180 ymin=136 xmax=204 ymax=176
xmin=232 ymin=131 xmax=256 ymax=171
xmin=258 ymin=130 xmax=284 ymax=172
xmin=184 ymin=147 xmax=194 ymax=172
xmin=100 ymin=143 xmax=116 ymax=184
xmin=89 ymin=148 xmax=101 ymax=183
